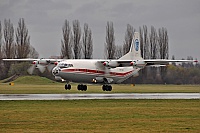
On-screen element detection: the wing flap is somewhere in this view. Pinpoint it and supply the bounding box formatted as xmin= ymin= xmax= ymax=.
xmin=143 ymin=59 xmax=196 ymax=66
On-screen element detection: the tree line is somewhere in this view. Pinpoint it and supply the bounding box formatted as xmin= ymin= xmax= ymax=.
xmin=130 ymin=59 xmax=200 ymax=84
xmin=0 ymin=18 xmax=199 ymax=84
xmin=0 ymin=18 xmax=38 ymax=79
xmin=60 ymin=20 xmax=93 ymax=59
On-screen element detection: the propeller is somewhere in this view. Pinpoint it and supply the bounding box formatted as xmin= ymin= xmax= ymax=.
xmin=27 ymin=60 xmax=57 ymax=74
xmin=94 ymin=61 xmax=116 ymax=83
xmin=47 ymin=64 xmax=56 ymax=72
xmin=103 ymin=61 xmax=113 ymax=83
xmin=37 ymin=64 xmax=46 ymax=73
xmin=103 ymin=61 xmax=119 ymax=76
xmin=103 ymin=64 xmax=110 ymax=77
xmin=27 ymin=64 xmax=36 ymax=74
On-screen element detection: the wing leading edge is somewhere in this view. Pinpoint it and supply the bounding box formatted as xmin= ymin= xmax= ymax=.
xmin=97 ymin=59 xmax=198 ymax=68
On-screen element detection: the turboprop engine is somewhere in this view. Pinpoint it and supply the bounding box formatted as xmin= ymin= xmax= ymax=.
xmin=103 ymin=61 xmax=119 ymax=68
xmin=27 ymin=59 xmax=56 ymax=74
xmin=130 ymin=60 xmax=146 ymax=68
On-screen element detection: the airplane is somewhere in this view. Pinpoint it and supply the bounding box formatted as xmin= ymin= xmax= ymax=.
xmin=3 ymin=32 xmax=198 ymax=91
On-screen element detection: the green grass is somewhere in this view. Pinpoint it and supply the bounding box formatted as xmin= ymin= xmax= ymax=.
xmin=13 ymin=75 xmax=60 ymax=85
xmin=0 ymin=100 xmax=199 ymax=132
xmin=0 ymin=76 xmax=199 ymax=94
xmin=0 ymin=83 xmax=199 ymax=94
xmin=0 ymin=76 xmax=199 ymax=132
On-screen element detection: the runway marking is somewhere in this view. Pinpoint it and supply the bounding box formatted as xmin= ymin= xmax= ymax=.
xmin=0 ymin=93 xmax=199 ymax=100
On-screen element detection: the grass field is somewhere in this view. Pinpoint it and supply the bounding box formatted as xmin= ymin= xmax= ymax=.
xmin=0 ymin=83 xmax=200 ymax=94
xmin=0 ymin=100 xmax=199 ymax=132
xmin=0 ymin=76 xmax=199 ymax=132
xmin=0 ymin=76 xmax=199 ymax=94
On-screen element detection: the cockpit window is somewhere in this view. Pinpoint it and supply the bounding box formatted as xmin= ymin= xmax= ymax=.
xmin=58 ymin=63 xmax=73 ymax=68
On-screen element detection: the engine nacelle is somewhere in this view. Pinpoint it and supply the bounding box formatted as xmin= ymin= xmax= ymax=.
xmin=92 ymin=77 xmax=113 ymax=83
xmin=130 ymin=60 xmax=146 ymax=68
xmin=38 ymin=59 xmax=49 ymax=65
xmin=31 ymin=61 xmax=37 ymax=65
xmin=103 ymin=61 xmax=119 ymax=68
xmin=54 ymin=62 xmax=58 ymax=66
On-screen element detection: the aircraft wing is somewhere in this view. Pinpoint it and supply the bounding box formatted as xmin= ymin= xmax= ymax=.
xmin=142 ymin=59 xmax=198 ymax=66
xmin=97 ymin=59 xmax=198 ymax=68
xmin=2 ymin=58 xmax=64 ymax=74
xmin=3 ymin=58 xmax=38 ymax=61
xmin=2 ymin=58 xmax=63 ymax=63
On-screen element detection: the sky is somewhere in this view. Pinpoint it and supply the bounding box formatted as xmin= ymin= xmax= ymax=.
xmin=0 ymin=0 xmax=200 ymax=59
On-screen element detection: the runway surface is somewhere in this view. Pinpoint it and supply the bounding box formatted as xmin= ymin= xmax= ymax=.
xmin=0 ymin=93 xmax=199 ymax=100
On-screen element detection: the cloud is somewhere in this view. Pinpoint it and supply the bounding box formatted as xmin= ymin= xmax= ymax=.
xmin=0 ymin=0 xmax=200 ymax=59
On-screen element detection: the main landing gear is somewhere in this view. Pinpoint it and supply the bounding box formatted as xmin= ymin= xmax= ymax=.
xmin=65 ymin=83 xmax=87 ymax=91
xmin=65 ymin=84 xmax=112 ymax=91
xmin=102 ymin=84 xmax=112 ymax=91
xmin=77 ymin=84 xmax=87 ymax=91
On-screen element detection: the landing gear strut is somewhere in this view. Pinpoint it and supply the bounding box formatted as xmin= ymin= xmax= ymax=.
xmin=65 ymin=84 xmax=71 ymax=90
xmin=102 ymin=84 xmax=112 ymax=91
xmin=77 ymin=84 xmax=87 ymax=91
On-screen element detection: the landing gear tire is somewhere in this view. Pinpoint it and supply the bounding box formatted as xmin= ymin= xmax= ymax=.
xmin=65 ymin=84 xmax=71 ymax=90
xmin=77 ymin=84 xmax=87 ymax=91
xmin=102 ymin=85 xmax=112 ymax=91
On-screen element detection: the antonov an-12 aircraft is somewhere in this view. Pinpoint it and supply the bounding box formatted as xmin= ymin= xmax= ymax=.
xmin=3 ymin=32 xmax=198 ymax=91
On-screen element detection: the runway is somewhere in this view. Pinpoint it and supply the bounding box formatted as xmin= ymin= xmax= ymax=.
xmin=0 ymin=93 xmax=199 ymax=100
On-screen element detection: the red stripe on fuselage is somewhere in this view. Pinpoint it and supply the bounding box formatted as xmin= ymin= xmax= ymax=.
xmin=61 ymin=69 xmax=134 ymax=77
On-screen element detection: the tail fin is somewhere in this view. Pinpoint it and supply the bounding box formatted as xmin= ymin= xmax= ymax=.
xmin=119 ymin=32 xmax=143 ymax=60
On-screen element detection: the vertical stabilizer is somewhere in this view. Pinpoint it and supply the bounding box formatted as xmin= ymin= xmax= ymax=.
xmin=119 ymin=32 xmax=143 ymax=60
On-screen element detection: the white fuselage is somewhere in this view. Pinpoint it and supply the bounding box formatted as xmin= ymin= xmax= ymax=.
xmin=52 ymin=59 xmax=141 ymax=84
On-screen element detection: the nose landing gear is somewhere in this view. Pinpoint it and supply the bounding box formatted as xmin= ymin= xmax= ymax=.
xmin=65 ymin=84 xmax=71 ymax=90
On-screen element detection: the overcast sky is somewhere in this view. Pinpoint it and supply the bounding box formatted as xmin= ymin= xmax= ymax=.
xmin=0 ymin=0 xmax=200 ymax=59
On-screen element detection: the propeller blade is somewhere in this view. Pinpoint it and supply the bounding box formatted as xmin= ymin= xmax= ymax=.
xmin=47 ymin=64 xmax=55 ymax=72
xmin=104 ymin=67 xmax=110 ymax=77
xmin=27 ymin=64 xmax=36 ymax=74
xmin=37 ymin=64 xmax=46 ymax=73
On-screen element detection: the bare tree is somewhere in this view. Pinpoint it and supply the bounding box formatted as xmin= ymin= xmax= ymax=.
xmin=72 ymin=20 xmax=82 ymax=59
xmin=148 ymin=26 xmax=159 ymax=83
xmin=158 ymin=27 xmax=169 ymax=83
xmin=123 ymin=24 xmax=134 ymax=54
xmin=15 ymin=18 xmax=30 ymax=58
xmin=105 ymin=21 xmax=115 ymax=59
xmin=82 ymin=23 xmax=93 ymax=59
xmin=139 ymin=26 xmax=150 ymax=59
xmin=158 ymin=27 xmax=169 ymax=59
xmin=143 ymin=25 xmax=149 ymax=59
xmin=0 ymin=21 xmax=2 ymax=60
xmin=2 ymin=19 xmax=15 ymax=77
xmin=149 ymin=26 xmax=158 ymax=59
xmin=61 ymin=20 xmax=72 ymax=59
xmin=0 ymin=21 xmax=4 ymax=79
xmin=2 ymin=19 xmax=15 ymax=59
xmin=139 ymin=26 xmax=144 ymax=58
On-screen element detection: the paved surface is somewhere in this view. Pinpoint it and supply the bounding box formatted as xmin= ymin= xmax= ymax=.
xmin=0 ymin=93 xmax=199 ymax=100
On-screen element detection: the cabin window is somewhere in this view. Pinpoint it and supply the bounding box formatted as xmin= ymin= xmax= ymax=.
xmin=58 ymin=63 xmax=73 ymax=68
